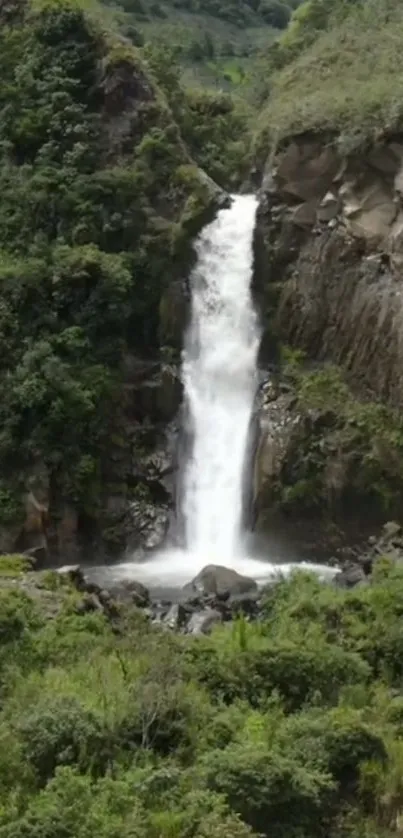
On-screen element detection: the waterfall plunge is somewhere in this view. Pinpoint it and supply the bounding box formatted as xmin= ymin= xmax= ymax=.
xmin=109 ymin=196 xmax=337 ymax=587
xmin=181 ymin=194 xmax=260 ymax=561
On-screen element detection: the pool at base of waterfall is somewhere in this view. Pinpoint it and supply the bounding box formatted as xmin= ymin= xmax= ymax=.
xmin=84 ymin=547 xmax=338 ymax=596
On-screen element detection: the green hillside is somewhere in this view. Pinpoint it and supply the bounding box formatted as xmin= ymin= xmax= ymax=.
xmin=104 ymin=0 xmax=305 ymax=91
xmin=255 ymin=0 xmax=403 ymax=152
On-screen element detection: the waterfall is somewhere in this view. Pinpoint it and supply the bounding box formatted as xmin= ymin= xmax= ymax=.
xmin=181 ymin=194 xmax=259 ymax=561
xmin=102 ymin=195 xmax=338 ymax=588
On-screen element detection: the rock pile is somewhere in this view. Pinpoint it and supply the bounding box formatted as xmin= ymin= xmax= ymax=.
xmin=57 ymin=563 xmax=263 ymax=635
xmin=333 ymin=521 xmax=403 ymax=588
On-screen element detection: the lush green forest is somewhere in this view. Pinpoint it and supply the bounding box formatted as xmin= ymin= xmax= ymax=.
xmin=0 ymin=557 xmax=403 ymax=837
xmin=0 ymin=0 xmax=251 ymax=545
xmin=3 ymin=0 xmax=403 ymax=835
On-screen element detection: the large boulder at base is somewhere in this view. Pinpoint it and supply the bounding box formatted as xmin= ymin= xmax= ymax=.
xmin=183 ymin=565 xmax=257 ymax=598
xmin=186 ymin=608 xmax=222 ymax=635
xmin=334 ymin=564 xmax=367 ymax=589
xmin=108 ymin=579 xmax=150 ymax=607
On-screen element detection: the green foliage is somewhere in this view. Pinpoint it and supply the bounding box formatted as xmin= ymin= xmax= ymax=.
xmin=17 ymin=697 xmax=108 ymax=783
xmin=275 ymin=360 xmax=403 ymax=517
xmin=144 ymin=44 xmax=251 ymax=188
xmin=255 ymin=0 xmax=403 ymax=148
xmin=126 ymin=0 xmax=302 ymax=28
xmin=0 ymin=556 xmax=31 ymax=577
xmin=203 ymin=742 xmax=334 ymax=837
xmin=1 ymin=562 xmax=403 ymax=835
xmin=115 ymin=0 xmax=303 ymax=96
xmin=0 ymin=0 xmax=226 ymax=531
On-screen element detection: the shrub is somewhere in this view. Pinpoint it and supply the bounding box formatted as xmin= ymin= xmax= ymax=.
xmin=17 ymin=697 xmax=110 ymax=783
xmin=202 ymin=741 xmax=334 ymax=837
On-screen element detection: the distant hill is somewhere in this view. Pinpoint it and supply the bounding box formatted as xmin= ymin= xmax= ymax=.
xmin=104 ymin=0 xmax=305 ymax=91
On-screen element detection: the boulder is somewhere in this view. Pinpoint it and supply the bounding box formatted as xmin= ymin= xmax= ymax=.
xmin=334 ymin=564 xmax=366 ymax=589
xmin=317 ymin=191 xmax=340 ymax=223
xmin=75 ymin=592 xmax=104 ymax=615
xmin=230 ymin=591 xmax=260 ymax=617
xmin=57 ymin=564 xmax=86 ymax=590
xmin=382 ymin=520 xmax=402 ymax=541
xmin=163 ymin=603 xmax=187 ymax=630
xmin=184 ymin=565 xmax=257 ymax=598
xmin=291 ymin=201 xmax=318 ymax=228
xmin=108 ymin=579 xmax=150 ymax=607
xmin=186 ymin=608 xmax=222 ymax=636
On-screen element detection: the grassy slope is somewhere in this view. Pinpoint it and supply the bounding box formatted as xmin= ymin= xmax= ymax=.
xmin=256 ymin=0 xmax=403 ymax=148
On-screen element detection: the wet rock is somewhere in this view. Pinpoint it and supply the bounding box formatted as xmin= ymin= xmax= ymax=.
xmin=75 ymin=592 xmax=104 ymax=614
xmin=127 ymin=365 xmax=182 ymax=424
xmin=151 ymin=602 xmax=170 ymax=623
xmin=57 ymin=564 xmax=86 ymax=590
xmin=334 ymin=564 xmax=366 ymax=589
xmin=56 ymin=504 xmax=79 ymax=564
xmin=187 ymin=608 xmax=222 ymax=636
xmin=183 ymin=565 xmax=257 ymax=598
xmin=163 ymin=603 xmax=187 ymax=630
xmin=109 ymin=579 xmax=150 ymax=607
xmin=126 ymin=500 xmax=169 ymax=551
xmin=24 ymin=544 xmax=48 ymax=566
xmin=382 ymin=520 xmax=402 ymax=541
xmin=230 ymin=591 xmax=260 ymax=617
xmin=252 ymin=384 xmax=302 ymax=526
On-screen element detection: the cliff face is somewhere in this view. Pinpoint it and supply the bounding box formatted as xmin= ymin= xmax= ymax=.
xmin=253 ymin=134 xmax=403 ymax=543
xmin=256 ymin=135 xmax=403 ymax=407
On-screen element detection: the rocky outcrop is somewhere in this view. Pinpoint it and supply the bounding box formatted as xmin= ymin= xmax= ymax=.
xmin=251 ymin=364 xmax=403 ymax=553
xmin=333 ymin=521 xmax=403 ymax=588
xmin=75 ymin=563 xmax=262 ymax=634
xmin=255 ymin=134 xmax=403 ymax=408
xmin=97 ymin=356 xmax=184 ymax=560
xmin=183 ymin=564 xmax=258 ymax=597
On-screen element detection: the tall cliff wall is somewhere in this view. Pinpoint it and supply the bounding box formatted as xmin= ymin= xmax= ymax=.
xmin=256 ymin=134 xmax=403 ymax=407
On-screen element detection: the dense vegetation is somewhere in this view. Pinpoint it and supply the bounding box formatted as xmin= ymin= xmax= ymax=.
xmin=0 ymin=0 xmax=249 ymax=541
xmin=1 ymin=557 xmax=403 ymax=836
xmin=272 ymin=355 xmax=403 ymax=520
xmin=254 ymin=0 xmax=403 ymax=150
xmin=144 ymin=0 xmax=301 ymax=28
xmin=110 ymin=0 xmax=306 ymax=93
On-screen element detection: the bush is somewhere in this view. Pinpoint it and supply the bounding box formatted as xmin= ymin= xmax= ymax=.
xmin=17 ymin=697 xmax=110 ymax=783
xmin=188 ymin=635 xmax=370 ymax=710
xmin=202 ymin=742 xmax=334 ymax=837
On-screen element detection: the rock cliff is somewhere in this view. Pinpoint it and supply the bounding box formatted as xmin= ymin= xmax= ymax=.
xmin=253 ymin=134 xmax=403 ymax=544
xmin=256 ymin=134 xmax=403 ymax=406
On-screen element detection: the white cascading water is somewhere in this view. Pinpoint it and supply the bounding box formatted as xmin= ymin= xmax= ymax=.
xmin=98 ymin=195 xmax=337 ymax=588
xmin=181 ymin=194 xmax=259 ymax=560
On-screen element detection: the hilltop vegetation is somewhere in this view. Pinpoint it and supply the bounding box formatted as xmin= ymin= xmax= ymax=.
xmin=0 ymin=557 xmax=403 ymax=836
xmin=255 ymin=0 xmax=403 ymax=150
